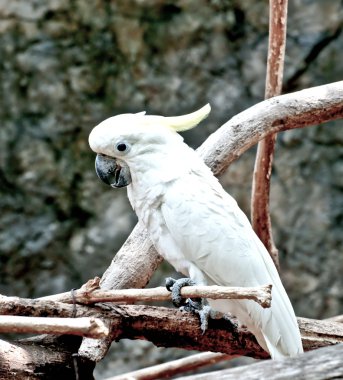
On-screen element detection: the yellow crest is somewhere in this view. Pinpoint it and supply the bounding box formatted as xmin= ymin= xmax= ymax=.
xmin=158 ymin=104 xmax=211 ymax=132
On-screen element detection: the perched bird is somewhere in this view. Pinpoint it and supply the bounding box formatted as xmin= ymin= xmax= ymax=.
xmin=89 ymin=105 xmax=303 ymax=359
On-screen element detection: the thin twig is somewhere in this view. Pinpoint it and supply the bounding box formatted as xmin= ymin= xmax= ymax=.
xmin=0 ymin=315 xmax=109 ymax=338
xmin=251 ymin=0 xmax=288 ymax=269
xmin=38 ymin=279 xmax=272 ymax=308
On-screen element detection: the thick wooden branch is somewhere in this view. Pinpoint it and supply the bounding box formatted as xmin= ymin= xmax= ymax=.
xmin=0 ymin=315 xmax=108 ymax=338
xmin=105 ymin=314 xmax=343 ymax=380
xmin=176 ymin=344 xmax=343 ymax=380
xmin=105 ymin=305 xmax=268 ymax=359
xmin=251 ymin=0 xmax=288 ymax=269
xmin=80 ymin=80 xmax=343 ymax=361
xmin=39 ymin=279 xmax=272 ymax=309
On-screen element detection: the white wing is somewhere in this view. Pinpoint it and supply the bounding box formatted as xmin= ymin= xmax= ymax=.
xmin=160 ymin=172 xmax=303 ymax=358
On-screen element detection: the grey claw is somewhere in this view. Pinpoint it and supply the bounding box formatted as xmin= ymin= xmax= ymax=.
xmin=197 ymin=305 xmax=212 ymax=334
xmin=165 ymin=277 xmax=218 ymax=334
xmin=165 ymin=277 xmax=196 ymax=307
xmin=165 ymin=277 xmax=176 ymax=292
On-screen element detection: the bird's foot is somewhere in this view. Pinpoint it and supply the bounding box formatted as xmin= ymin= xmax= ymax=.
xmin=165 ymin=277 xmax=216 ymax=334
xmin=165 ymin=277 xmax=199 ymax=307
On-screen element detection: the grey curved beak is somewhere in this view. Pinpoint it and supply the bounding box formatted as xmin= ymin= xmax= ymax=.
xmin=95 ymin=154 xmax=131 ymax=188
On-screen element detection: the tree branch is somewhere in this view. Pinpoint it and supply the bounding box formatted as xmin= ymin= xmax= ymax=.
xmin=0 ymin=316 xmax=108 ymax=339
xmin=251 ymin=0 xmax=288 ymax=269
xmin=39 ymin=278 xmax=272 ymax=309
xmin=103 ymin=313 xmax=343 ymax=380
xmin=198 ymin=80 xmax=343 ymax=176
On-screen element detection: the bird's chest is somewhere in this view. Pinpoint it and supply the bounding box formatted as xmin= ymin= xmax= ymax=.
xmin=127 ymin=183 xmax=193 ymax=271
xmin=127 ymin=182 xmax=165 ymax=229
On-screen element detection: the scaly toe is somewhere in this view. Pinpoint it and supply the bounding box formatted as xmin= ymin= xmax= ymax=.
xmin=165 ymin=277 xmax=196 ymax=307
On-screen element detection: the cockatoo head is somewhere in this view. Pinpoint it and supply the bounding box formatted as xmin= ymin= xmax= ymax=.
xmin=89 ymin=104 xmax=211 ymax=188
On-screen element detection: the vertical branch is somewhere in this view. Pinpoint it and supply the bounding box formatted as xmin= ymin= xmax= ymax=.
xmin=251 ymin=0 xmax=288 ymax=269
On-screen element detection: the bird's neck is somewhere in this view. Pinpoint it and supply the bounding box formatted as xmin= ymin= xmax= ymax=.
xmin=126 ymin=142 xmax=198 ymax=214
xmin=130 ymin=142 xmax=195 ymax=186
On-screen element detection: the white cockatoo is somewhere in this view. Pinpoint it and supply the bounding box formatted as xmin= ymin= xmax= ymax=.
xmin=89 ymin=104 xmax=303 ymax=359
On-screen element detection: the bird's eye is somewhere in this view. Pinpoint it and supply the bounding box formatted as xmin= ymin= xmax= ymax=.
xmin=116 ymin=142 xmax=128 ymax=152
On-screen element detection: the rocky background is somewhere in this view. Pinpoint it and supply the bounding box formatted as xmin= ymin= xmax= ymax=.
xmin=0 ymin=0 xmax=342 ymax=378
